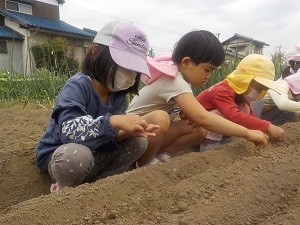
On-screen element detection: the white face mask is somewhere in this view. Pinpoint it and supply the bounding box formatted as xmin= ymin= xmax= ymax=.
xmin=107 ymin=67 xmax=137 ymax=91
xmin=246 ymin=88 xmax=261 ymax=102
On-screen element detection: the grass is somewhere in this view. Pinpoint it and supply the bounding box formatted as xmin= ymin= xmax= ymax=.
xmin=0 ymin=52 xmax=286 ymax=108
xmin=0 ymin=68 xmax=67 ymax=108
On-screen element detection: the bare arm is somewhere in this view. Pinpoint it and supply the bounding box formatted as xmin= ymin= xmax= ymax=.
xmin=269 ymin=89 xmax=300 ymax=112
xmin=174 ymin=92 xmax=269 ymax=145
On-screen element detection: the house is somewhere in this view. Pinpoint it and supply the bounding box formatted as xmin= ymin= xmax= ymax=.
xmin=0 ymin=0 xmax=95 ymax=75
xmin=222 ymin=33 xmax=269 ymax=59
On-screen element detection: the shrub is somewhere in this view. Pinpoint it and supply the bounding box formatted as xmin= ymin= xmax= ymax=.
xmin=192 ymin=56 xmax=241 ymax=96
xmin=31 ymin=37 xmax=79 ymax=77
xmin=271 ymin=50 xmax=286 ymax=80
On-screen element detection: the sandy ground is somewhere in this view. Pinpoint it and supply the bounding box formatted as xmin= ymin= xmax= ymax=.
xmin=1 ymin=103 xmax=300 ymax=225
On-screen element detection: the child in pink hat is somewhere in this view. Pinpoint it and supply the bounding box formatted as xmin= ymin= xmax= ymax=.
xmin=260 ymin=69 xmax=300 ymax=125
xmin=281 ymin=43 xmax=300 ymax=79
xmin=127 ymin=30 xmax=271 ymax=159
xmin=36 ymin=20 xmax=171 ymax=192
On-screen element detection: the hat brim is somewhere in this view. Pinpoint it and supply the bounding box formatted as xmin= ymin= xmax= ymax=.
xmin=147 ymin=56 xmax=178 ymax=77
xmin=109 ymin=47 xmax=151 ymax=78
xmin=284 ymin=72 xmax=300 ymax=94
xmin=253 ymin=76 xmax=281 ymax=94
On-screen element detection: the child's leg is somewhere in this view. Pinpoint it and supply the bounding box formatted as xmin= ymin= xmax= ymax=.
xmin=199 ymin=109 xmax=229 ymax=151
xmin=48 ymin=138 xmax=147 ymax=190
xmin=261 ymin=107 xmax=295 ymax=125
xmin=250 ymin=98 xmax=265 ymax=117
xmin=159 ymin=119 xmax=207 ymax=154
xmin=204 ymin=109 xmax=225 ymax=141
xmin=137 ymin=110 xmax=170 ymax=166
xmin=95 ymin=137 xmax=148 ymax=178
xmin=48 ymin=143 xmax=94 ymax=190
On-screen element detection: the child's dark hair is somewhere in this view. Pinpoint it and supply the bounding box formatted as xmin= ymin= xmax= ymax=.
xmin=82 ymin=44 xmax=140 ymax=95
xmin=235 ymin=94 xmax=244 ymax=105
xmin=172 ymin=30 xmax=225 ymax=66
xmin=281 ymin=66 xmax=291 ymax=79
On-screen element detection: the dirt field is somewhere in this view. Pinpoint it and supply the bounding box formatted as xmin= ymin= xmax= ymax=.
xmin=1 ymin=103 xmax=300 ymax=225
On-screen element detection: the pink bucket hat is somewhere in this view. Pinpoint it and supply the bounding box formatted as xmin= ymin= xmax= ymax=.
xmin=142 ymin=54 xmax=178 ymax=84
xmin=284 ymin=70 xmax=300 ymax=94
xmin=93 ymin=20 xmax=151 ymax=78
xmin=285 ymin=43 xmax=300 ymax=66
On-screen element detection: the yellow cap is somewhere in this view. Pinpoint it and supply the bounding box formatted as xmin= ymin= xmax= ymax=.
xmin=225 ymin=54 xmax=281 ymax=94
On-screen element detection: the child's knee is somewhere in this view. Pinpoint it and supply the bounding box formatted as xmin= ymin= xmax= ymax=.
xmin=48 ymin=143 xmax=94 ymax=188
xmin=147 ymin=110 xmax=170 ymax=132
xmin=198 ymin=127 xmax=207 ymax=138
xmin=130 ymin=137 xmax=148 ymax=156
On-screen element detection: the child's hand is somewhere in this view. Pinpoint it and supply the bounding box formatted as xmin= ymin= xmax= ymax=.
xmin=110 ymin=114 xmax=159 ymax=138
xmin=267 ymin=124 xmax=285 ymax=142
xmin=245 ymin=130 xmax=269 ymax=148
xmin=144 ymin=124 xmax=160 ymax=136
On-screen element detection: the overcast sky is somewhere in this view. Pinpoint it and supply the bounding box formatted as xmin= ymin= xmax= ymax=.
xmin=60 ymin=0 xmax=300 ymax=57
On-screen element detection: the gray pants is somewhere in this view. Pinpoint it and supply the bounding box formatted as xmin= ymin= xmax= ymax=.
xmin=260 ymin=107 xmax=295 ymax=126
xmin=251 ymin=99 xmax=295 ymax=125
xmin=48 ymin=137 xmax=147 ymax=188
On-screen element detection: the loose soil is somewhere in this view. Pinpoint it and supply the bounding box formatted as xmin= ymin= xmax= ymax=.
xmin=1 ymin=103 xmax=300 ymax=225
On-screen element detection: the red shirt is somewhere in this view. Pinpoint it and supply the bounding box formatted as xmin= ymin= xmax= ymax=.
xmin=196 ymin=80 xmax=270 ymax=133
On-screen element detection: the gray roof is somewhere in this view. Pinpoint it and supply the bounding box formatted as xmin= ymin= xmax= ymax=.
xmin=222 ymin=33 xmax=269 ymax=47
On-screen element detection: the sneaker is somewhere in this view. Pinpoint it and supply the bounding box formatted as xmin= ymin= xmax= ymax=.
xmin=199 ymin=139 xmax=221 ymax=152
xmin=136 ymin=157 xmax=160 ymax=168
xmin=50 ymin=182 xmax=60 ymax=193
xmin=200 ymin=136 xmax=233 ymax=152
xmin=156 ymin=153 xmax=172 ymax=162
xmin=148 ymin=157 xmax=160 ymax=165
xmin=220 ymin=136 xmax=233 ymax=144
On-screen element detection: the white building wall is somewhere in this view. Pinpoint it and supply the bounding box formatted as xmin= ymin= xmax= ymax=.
xmin=0 ymin=41 xmax=23 ymax=74
xmin=3 ymin=18 xmax=47 ymax=75
xmin=0 ymin=50 xmax=10 ymax=72
xmin=2 ymin=13 xmax=93 ymax=75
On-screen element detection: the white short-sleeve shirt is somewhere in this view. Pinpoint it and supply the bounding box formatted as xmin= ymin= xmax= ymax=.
xmin=127 ymin=73 xmax=192 ymax=116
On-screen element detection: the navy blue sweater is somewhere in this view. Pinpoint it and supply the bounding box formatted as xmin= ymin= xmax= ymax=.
xmin=36 ymin=73 xmax=127 ymax=171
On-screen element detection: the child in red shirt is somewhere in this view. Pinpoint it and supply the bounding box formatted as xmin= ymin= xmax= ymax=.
xmin=196 ymin=54 xmax=285 ymax=151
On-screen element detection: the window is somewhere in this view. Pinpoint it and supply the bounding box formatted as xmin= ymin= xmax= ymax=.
xmin=6 ymin=1 xmax=18 ymax=11
xmin=5 ymin=0 xmax=32 ymax=15
xmin=231 ymin=45 xmax=246 ymax=53
xmin=0 ymin=40 xmax=7 ymax=53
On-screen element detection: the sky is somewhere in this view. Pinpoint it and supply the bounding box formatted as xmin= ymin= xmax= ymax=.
xmin=59 ymin=0 xmax=300 ymax=57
